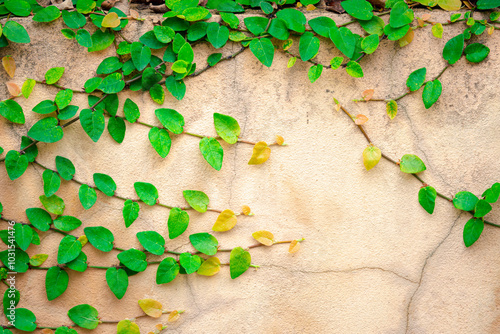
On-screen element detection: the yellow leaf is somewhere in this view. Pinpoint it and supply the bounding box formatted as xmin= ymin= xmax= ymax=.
xmin=248 ymin=141 xmax=271 ymax=165
xmin=252 ymin=230 xmax=274 ymax=246
xmin=78 ymin=235 xmax=88 ymax=247
xmin=398 ymin=28 xmax=414 ymax=48
xmin=155 ymin=324 xmax=163 ymax=330
xmin=362 ymin=89 xmax=374 ymax=101
xmin=102 ymin=12 xmax=121 ymax=28
xmin=488 ymin=26 xmax=494 ymax=35
xmin=288 ymin=240 xmax=300 ymax=253
xmin=117 ymin=319 xmax=140 ymax=334
xmin=2 ymin=55 xmax=15 ymax=78
xmin=29 ymin=254 xmax=49 ymax=267
xmin=296 ymin=2 xmax=302 ymax=7
xmin=386 ymin=100 xmax=397 ymax=120
xmin=438 ymin=0 xmax=461 ymax=11
xmin=168 ymin=310 xmax=181 ymax=322
xmin=282 ymin=39 xmax=293 ymax=51
xmin=41 ymin=329 xmax=54 ymax=334
xmin=6 ymin=82 xmax=21 ymax=96
xmin=138 ymin=299 xmax=163 ymax=318
xmin=333 ymin=98 xmax=341 ymax=111
xmin=197 ymin=257 xmax=221 ymax=276
xmin=354 ymin=114 xmax=368 ymax=125
xmin=212 ymin=209 xmax=237 ymax=232
xmin=306 ymin=4 xmax=316 ymax=10
xmin=242 ymin=205 xmax=252 ymax=215
xmin=130 ymin=9 xmax=139 ymax=19
xmin=275 ymin=135 xmax=285 ymax=146
xmin=362 ymin=145 xmax=381 ymax=171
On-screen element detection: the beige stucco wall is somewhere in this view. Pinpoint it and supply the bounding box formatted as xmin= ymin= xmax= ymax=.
xmin=1 ymin=8 xmax=500 ymax=334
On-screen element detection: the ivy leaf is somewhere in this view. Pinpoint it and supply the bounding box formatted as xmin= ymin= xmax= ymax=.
xmin=453 ymin=191 xmax=479 ymax=211
xmin=221 ymin=12 xmax=239 ymax=29
xmin=138 ymin=298 xmax=163 ymax=318
xmin=117 ymin=320 xmax=139 ymax=334
xmin=106 ymin=267 xmax=128 ymax=299
xmin=29 ymin=253 xmax=49 ymax=267
xmin=329 ymin=26 xmax=355 ymax=58
xmin=361 ymin=34 xmax=379 ymax=54
xmin=345 ymin=61 xmax=364 ymax=78
xmin=189 ymin=233 xmax=218 ymax=256
xmin=3 ymin=21 xmax=30 ymax=43
xmin=62 ymin=10 xmax=86 ymax=29
xmin=384 ymin=24 xmax=410 ymax=41
xmin=26 ymin=208 xmax=52 ymax=232
xmin=45 ymin=266 xmax=69 ymax=301
xmin=464 ymin=43 xmax=490 ymax=63
xmin=299 ymin=32 xmax=320 ymax=62
xmin=123 ymin=200 xmax=140 ymax=227
xmin=341 ymin=0 xmax=373 ymax=20
xmin=443 ymin=34 xmax=464 ymax=65
xmin=477 ymin=0 xmax=500 ymax=9
xmin=5 ymin=150 xmax=28 ymax=181
xmin=33 ymin=100 xmax=57 ymax=114
xmin=40 ymin=194 xmax=65 ymax=215
xmin=96 ymin=57 xmax=122 ymax=75
xmin=252 ymin=230 xmax=275 ymax=246
xmin=230 ymin=247 xmax=251 ymax=279
xmin=84 ymin=77 xmax=102 ymax=94
xmin=197 ymin=257 xmax=221 ymax=276
xmin=463 ymin=218 xmax=484 ymax=247
xmin=0 ymin=249 xmax=29 ymax=273
xmin=102 ymin=12 xmax=121 ymax=28
xmin=406 ymin=67 xmax=426 ymax=91
xmin=55 ymin=89 xmax=73 ymax=109
xmin=134 ymin=182 xmax=158 ymax=206
xmin=418 ymin=186 xmax=437 ymax=214
xmin=2 ymin=55 xmax=15 ymax=78
xmin=142 ymin=67 xmax=162 ymax=90
xmin=5 ymin=0 xmax=31 ymax=16
xmin=248 ymin=141 xmax=271 ymax=165
xmin=80 ymin=109 xmax=105 ymax=142
xmin=213 ymin=113 xmax=240 ymax=144
xmin=308 ymin=64 xmax=323 ymax=83
xmin=474 ymin=199 xmax=492 ymax=218
xmin=137 ymin=231 xmax=165 ymax=255
xmin=54 ymin=216 xmax=82 ymax=232
xmin=183 ymin=190 xmax=209 ymax=213
xmin=432 ymin=23 xmax=443 ymax=38
xmin=13 ymin=223 xmax=33 ymax=251
xmin=117 ymin=249 xmax=147 ymax=272
xmin=43 ymin=169 xmax=61 ymax=197
xmin=93 ymin=173 xmax=116 ymax=196
xmin=179 ymin=253 xmax=202 ymax=274
xmin=359 ymin=16 xmax=385 ymax=37
xmin=155 ymin=108 xmax=185 ymax=134
xmin=276 ymin=8 xmax=306 ymax=33
xmin=76 ymin=29 xmax=93 ymax=48
xmin=149 ymin=127 xmax=172 ymax=158
xmin=57 ymin=235 xmax=82 ymax=264
xmin=386 ymin=99 xmax=398 ymax=119
xmin=79 ymin=185 xmax=97 ymax=210
xmin=149 ymin=84 xmax=165 ymax=105
xmin=165 ymin=76 xmax=186 ymax=100
xmin=12 ymin=308 xmax=36 ymax=331
xmin=199 ymin=137 xmax=224 ymax=170
xmin=212 ymin=209 xmax=237 ymax=232
xmin=249 ymin=38 xmax=274 ymax=68
xmin=68 ymin=304 xmax=99 ymax=330
xmin=84 ymin=226 xmax=114 ymax=252
xmin=208 ymin=53 xmax=222 ymax=66
xmin=389 ymin=2 xmax=414 ymax=28
xmin=156 ymin=257 xmax=180 ymax=284
xmin=482 ymin=183 xmax=500 ymax=204
xmin=244 ymin=16 xmax=269 ymax=36
xmin=422 ymin=80 xmax=442 ymax=109
xmin=98 ymin=73 xmax=125 ymax=94
xmin=22 ymin=79 xmax=36 ymax=99
xmin=207 ymin=22 xmax=229 ymax=49
xmin=438 ymin=0 xmax=462 ymax=10
xmin=45 ymin=67 xmax=65 ymax=85
xmin=33 ymin=5 xmax=61 ymax=22
xmin=168 ymin=207 xmax=190 ymax=239
xmin=362 ymin=145 xmax=381 ymax=170
xmin=400 ymin=154 xmax=426 ymax=174
xmin=124 ymin=99 xmax=140 ymax=123
xmin=27 ymin=117 xmax=63 ymax=143
xmin=154 ymin=25 xmax=175 ymax=43
xmin=89 ymin=29 xmax=115 ymax=52
xmin=268 ymin=18 xmax=289 ymax=40
xmin=0 ymin=100 xmax=25 ymax=124
xmin=308 ymin=16 xmax=336 ymax=38
xmin=108 ymin=116 xmax=126 ymax=143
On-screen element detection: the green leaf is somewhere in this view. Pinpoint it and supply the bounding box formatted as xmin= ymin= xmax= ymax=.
xmin=208 ymin=53 xmax=222 ymax=66
xmin=29 ymin=254 xmax=49 ymax=267
xmin=386 ymin=99 xmax=398 ymax=119
xmin=453 ymin=191 xmax=479 ymax=211
xmin=308 ymin=16 xmax=336 ymax=38
xmin=80 ymin=109 xmax=105 ymax=142
xmin=400 ymin=154 xmax=426 ymax=174
xmin=165 ymin=76 xmax=186 ymax=100
xmin=383 ymin=24 xmax=410 ymax=41
xmin=422 ymin=80 xmax=442 ymax=109
xmin=54 ymin=215 xmax=82 ymax=232
xmin=33 ymin=100 xmax=57 ymax=114
xmin=432 ymin=23 xmax=443 ymax=38
xmin=189 ymin=233 xmax=218 ymax=256
xmin=96 ymin=57 xmax=122 ymax=75
xmin=40 ymin=194 xmax=65 ymax=215
xmin=45 ymin=266 xmax=69 ymax=301
xmin=418 ymin=186 xmax=436 ymax=214
xmin=5 ymin=150 xmax=28 ymax=181
xmin=3 ymin=287 xmax=20 ymax=315
xmin=5 ymin=0 xmax=31 ymax=16
xmin=79 ymin=184 xmax=97 ymax=210
xmin=93 ymin=173 xmax=116 ymax=196
xmin=43 ymin=169 xmax=61 ymax=197
xmin=20 ymin=136 xmax=38 ymax=162
xmin=213 ymin=113 xmax=240 ymax=144
xmin=406 ymin=67 xmax=426 ymax=92
xmin=153 ymin=25 xmax=175 ymax=43
xmin=183 ymin=6 xmax=210 ymax=21
xmin=230 ymin=247 xmax=251 ymax=279
xmin=58 ymin=235 xmax=82 ymax=264
xmin=276 ymin=8 xmax=306 ymax=33
xmin=84 ymin=226 xmax=114 ymax=252
xmin=106 ymin=267 xmax=128 ymax=299
xmin=98 ymin=72 xmax=125 ymax=94
xmin=21 ymin=79 xmax=36 ymax=99
xmin=108 ymin=116 xmax=126 ymax=143
xmin=167 ymin=207 xmax=190 ymax=239
xmin=345 ymin=61 xmax=363 ymax=78
xmin=117 ymin=320 xmax=139 ymax=334
xmin=149 ymin=127 xmax=172 ymax=158
xmin=76 ymin=0 xmax=96 ymax=14
xmin=142 ymin=67 xmax=162 ymax=90
xmin=358 ymin=16 xmax=385 ymax=37
xmin=249 ymin=38 xmax=274 ymax=67
xmin=137 ymin=231 xmax=165 ymax=255
xmin=474 ymin=199 xmax=492 ymax=218
xmin=172 ymin=33 xmax=186 ymax=52
xmin=179 ymin=253 xmax=202 ymax=274
xmin=221 ymin=12 xmax=239 ymax=28
xmin=464 ymin=43 xmax=490 ymax=63
xmin=26 ymin=208 xmax=52 ymax=231
xmin=12 ymin=308 xmax=36 ymax=331
xmin=463 ymin=218 xmax=484 ymax=247
xmin=477 ymin=0 xmax=500 ymax=9
xmin=361 ymin=34 xmax=379 ymax=54
xmin=76 ymin=29 xmax=93 ymax=48
xmin=199 ymin=137 xmax=223 ymax=170
xmin=482 ymin=183 xmax=500 ymax=204
xmin=443 ymin=34 xmax=464 ymax=65
xmin=0 ymin=248 xmax=29 ymax=273
xmin=341 ymin=0 xmax=373 ymax=20
xmin=55 ymin=156 xmax=75 ymax=181
xmin=171 ymin=60 xmax=189 ymax=74
xmin=124 ymin=98 xmax=140 ymax=123
xmin=45 ymin=67 xmax=65 ymax=85
xmin=118 ymin=249 xmax=147 ymax=272
xmin=134 ymin=182 xmax=158 ymax=206
xmin=187 ymin=21 xmax=208 ymax=41
xmin=62 ymin=10 xmax=86 ymax=29
xmin=89 ymin=29 xmax=115 ymax=52
xmin=329 ymin=26 xmax=355 ymax=58
xmin=268 ymin=18 xmax=289 ymax=40
xmin=244 ymin=16 xmax=268 ymax=36
xmin=139 ymin=30 xmax=168 ymax=49
xmin=68 ymin=304 xmax=99 ymax=330
xmin=55 ymin=326 xmax=78 ymax=334
xmin=156 ymin=257 xmax=179 ymax=284
xmin=14 ymin=223 xmax=33 ymax=251
xmin=178 ymin=44 xmax=195 ymax=65
xmin=182 ymin=190 xmax=209 ymax=213
xmin=308 ymin=64 xmax=323 ymax=83
xmin=55 ymin=89 xmax=73 ymax=109
xmin=3 ymin=21 xmax=30 ymax=43
xmin=84 ymin=77 xmax=102 ymax=94
xmin=207 ymin=22 xmax=229 ymax=49
xmin=122 ymin=200 xmax=140 ymax=228
xmin=33 ymin=5 xmax=61 ymax=22
xmin=389 ymin=1 xmax=414 ymax=28
xmin=299 ymin=32 xmax=320 ymax=62
xmin=0 ymin=100 xmax=25 ymax=124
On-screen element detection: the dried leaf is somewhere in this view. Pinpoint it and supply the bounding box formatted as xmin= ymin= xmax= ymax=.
xmin=130 ymin=9 xmax=139 ymax=19
xmin=138 ymin=299 xmax=163 ymax=318
xmin=362 ymin=89 xmax=374 ymax=101
xmin=102 ymin=12 xmax=120 ymax=28
xmin=78 ymin=235 xmax=88 ymax=247
xmin=197 ymin=257 xmax=221 ymax=276
xmin=333 ymin=97 xmax=341 ymax=111
xmin=242 ymin=205 xmax=252 ymax=215
xmin=421 ymin=13 xmax=431 ymax=21
xmin=155 ymin=324 xmax=163 ymax=330
xmin=488 ymin=26 xmax=494 ymax=35
xmin=2 ymin=55 xmax=16 ymax=78
xmin=276 ymin=135 xmax=285 ymax=145
xmin=306 ymin=4 xmax=316 ymax=10
xmin=168 ymin=310 xmax=181 ymax=322
xmin=252 ymin=230 xmax=274 ymax=246
xmin=248 ymin=141 xmax=271 ymax=165
xmin=354 ymin=114 xmax=368 ymax=125
xmin=41 ymin=329 xmax=54 ymax=334
xmin=212 ymin=209 xmax=237 ymax=232
xmin=417 ymin=18 xmax=425 ymax=27
xmin=6 ymin=82 xmax=21 ymax=96
xmin=398 ymin=28 xmax=414 ymax=48
xmin=288 ymin=240 xmax=300 ymax=253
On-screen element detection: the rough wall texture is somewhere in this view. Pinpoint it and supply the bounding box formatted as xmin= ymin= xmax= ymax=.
xmin=1 ymin=8 xmax=500 ymax=334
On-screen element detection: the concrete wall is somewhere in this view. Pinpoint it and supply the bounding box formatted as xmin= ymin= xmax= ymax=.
xmin=1 ymin=8 xmax=500 ymax=334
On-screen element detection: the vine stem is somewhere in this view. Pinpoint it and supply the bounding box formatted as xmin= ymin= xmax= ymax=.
xmin=34 ymin=80 xmax=85 ymax=93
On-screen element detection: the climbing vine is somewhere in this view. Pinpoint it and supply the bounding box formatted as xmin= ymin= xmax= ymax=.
xmin=0 ymin=0 xmax=499 ymax=332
